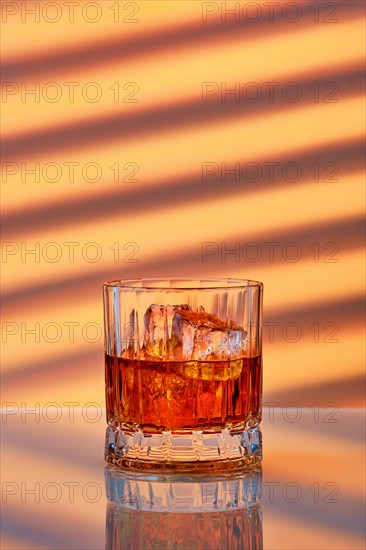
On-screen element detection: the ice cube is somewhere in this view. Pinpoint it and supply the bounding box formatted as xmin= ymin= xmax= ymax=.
xmin=228 ymin=328 xmax=245 ymax=358
xmin=143 ymin=304 xmax=246 ymax=362
xmin=143 ymin=304 xmax=165 ymax=359
xmin=172 ymin=309 xmax=246 ymax=361
xmin=143 ymin=304 xmax=191 ymax=360
xmin=170 ymin=311 xmax=196 ymax=361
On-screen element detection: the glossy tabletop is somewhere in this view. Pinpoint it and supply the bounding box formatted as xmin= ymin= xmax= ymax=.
xmin=1 ymin=408 xmax=364 ymax=549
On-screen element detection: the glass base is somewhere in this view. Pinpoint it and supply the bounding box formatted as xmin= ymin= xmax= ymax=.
xmin=105 ymin=426 xmax=262 ymax=473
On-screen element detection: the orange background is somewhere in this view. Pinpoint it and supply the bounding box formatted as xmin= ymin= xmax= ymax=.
xmin=1 ymin=0 xmax=365 ymax=411
xmin=1 ymin=3 xmax=365 ymax=550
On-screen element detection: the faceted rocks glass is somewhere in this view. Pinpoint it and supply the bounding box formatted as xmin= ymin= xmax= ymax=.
xmin=103 ymin=278 xmax=263 ymax=472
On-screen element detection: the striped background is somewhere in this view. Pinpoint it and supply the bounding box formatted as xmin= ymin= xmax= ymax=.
xmin=1 ymin=1 xmax=365 ymax=412
xmin=1 ymin=4 xmax=365 ymax=549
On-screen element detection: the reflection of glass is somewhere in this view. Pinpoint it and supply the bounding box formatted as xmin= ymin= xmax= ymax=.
xmin=105 ymin=466 xmax=263 ymax=549
xmin=103 ymin=278 xmax=263 ymax=471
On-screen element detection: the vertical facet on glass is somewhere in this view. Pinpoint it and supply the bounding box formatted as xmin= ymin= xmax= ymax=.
xmin=103 ymin=278 xmax=263 ymax=471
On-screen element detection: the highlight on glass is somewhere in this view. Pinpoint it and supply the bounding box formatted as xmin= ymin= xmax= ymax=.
xmin=103 ymin=278 xmax=263 ymax=472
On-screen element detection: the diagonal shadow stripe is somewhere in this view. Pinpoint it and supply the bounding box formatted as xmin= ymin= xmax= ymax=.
xmin=264 ymin=294 xmax=365 ymax=329
xmin=1 ymin=506 xmax=103 ymax=550
xmin=2 ymin=65 xmax=364 ymax=162
xmin=261 ymin=481 xmax=365 ymax=538
xmin=2 ymin=215 xmax=364 ymax=312
xmin=2 ymin=137 xmax=364 ymax=238
xmin=2 ymin=347 xmax=101 ymax=385
xmin=266 ymin=374 xmax=366 ymax=409
xmin=2 ymin=409 xmax=104 ymax=471
xmin=264 ymin=409 xmax=366 ymax=448
xmin=2 ymin=1 xmax=363 ymax=81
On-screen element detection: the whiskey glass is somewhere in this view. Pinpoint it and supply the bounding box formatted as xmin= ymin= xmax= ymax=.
xmin=103 ymin=278 xmax=263 ymax=472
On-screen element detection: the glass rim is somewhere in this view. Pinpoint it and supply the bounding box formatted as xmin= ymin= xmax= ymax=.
xmin=103 ymin=277 xmax=263 ymax=290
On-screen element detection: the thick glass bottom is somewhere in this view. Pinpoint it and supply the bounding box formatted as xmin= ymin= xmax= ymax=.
xmin=105 ymin=426 xmax=262 ymax=473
